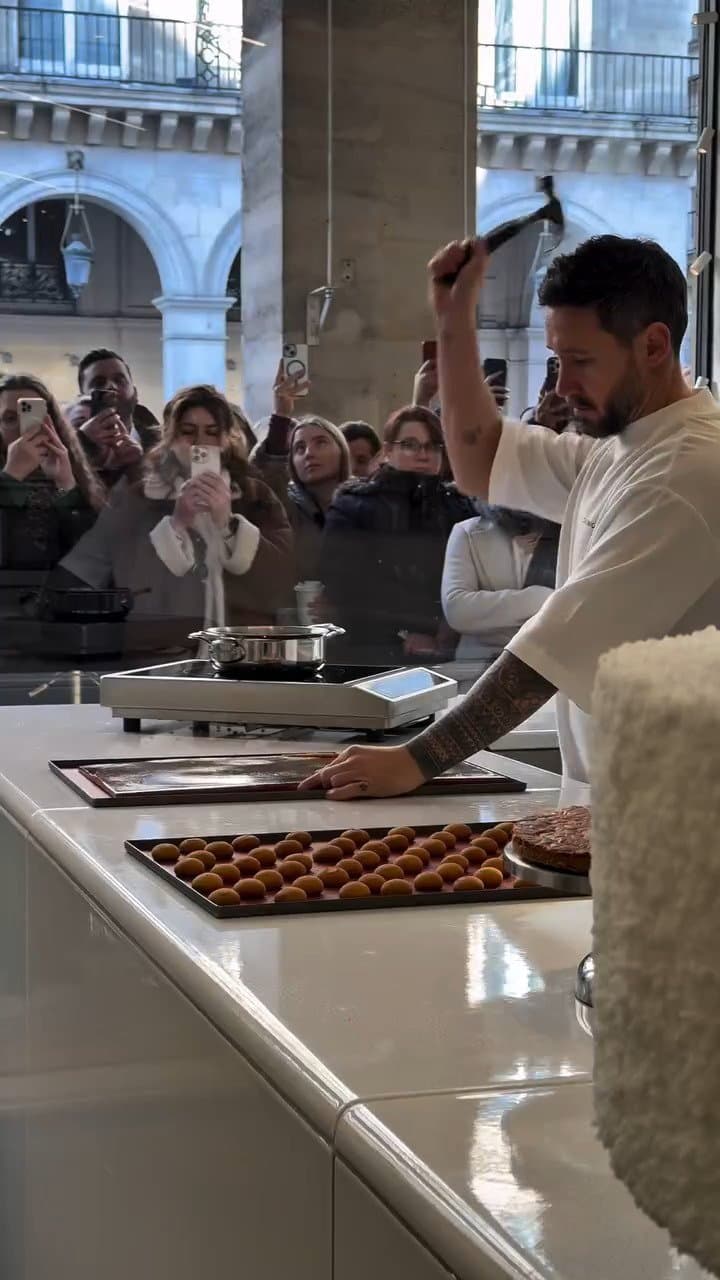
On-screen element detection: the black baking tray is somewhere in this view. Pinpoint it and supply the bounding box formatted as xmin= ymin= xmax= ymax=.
xmin=49 ymin=754 xmax=527 ymax=807
xmin=126 ymin=822 xmax=570 ymax=918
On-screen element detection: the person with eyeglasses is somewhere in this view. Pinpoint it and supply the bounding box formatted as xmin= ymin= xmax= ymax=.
xmin=321 ymin=406 xmax=474 ymax=666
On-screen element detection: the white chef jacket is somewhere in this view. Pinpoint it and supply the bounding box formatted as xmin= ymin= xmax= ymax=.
xmin=489 ymin=390 xmax=720 ymax=782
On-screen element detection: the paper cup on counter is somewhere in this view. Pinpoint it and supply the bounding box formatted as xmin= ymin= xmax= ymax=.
xmin=294 ymin=581 xmax=324 ymax=625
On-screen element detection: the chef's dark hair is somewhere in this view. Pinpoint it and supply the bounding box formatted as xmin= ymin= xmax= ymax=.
xmin=539 ymin=236 xmax=687 ymax=356
xmin=77 ymin=348 xmax=133 ymax=391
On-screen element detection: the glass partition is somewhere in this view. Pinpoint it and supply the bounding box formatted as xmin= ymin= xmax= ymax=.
xmin=0 ymin=0 xmax=707 ymax=715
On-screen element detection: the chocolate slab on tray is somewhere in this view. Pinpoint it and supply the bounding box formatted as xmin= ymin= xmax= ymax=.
xmin=49 ymin=753 xmax=527 ymax=807
xmin=125 ymin=820 xmax=582 ymax=918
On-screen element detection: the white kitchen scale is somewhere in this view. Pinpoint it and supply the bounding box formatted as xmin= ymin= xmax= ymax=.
xmin=100 ymin=659 xmax=458 ymax=737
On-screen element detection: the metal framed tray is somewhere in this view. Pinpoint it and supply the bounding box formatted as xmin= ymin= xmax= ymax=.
xmin=49 ymin=754 xmax=527 ymax=807
xmin=126 ymin=822 xmax=572 ymax=918
xmin=503 ymin=841 xmax=591 ymax=896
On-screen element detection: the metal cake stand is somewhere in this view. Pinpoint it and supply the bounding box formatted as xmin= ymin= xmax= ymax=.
xmin=574 ymin=952 xmax=595 ymax=1037
xmin=503 ymin=842 xmax=591 ymax=896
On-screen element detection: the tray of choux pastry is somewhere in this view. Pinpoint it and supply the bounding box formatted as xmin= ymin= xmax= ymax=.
xmin=126 ymin=820 xmax=573 ymax=917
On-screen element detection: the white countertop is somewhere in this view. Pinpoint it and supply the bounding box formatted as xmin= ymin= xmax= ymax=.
xmin=336 ymin=1085 xmax=711 ymax=1280
xmin=0 ymin=704 xmax=589 ymax=1141
xmin=0 ymin=702 xmax=602 ymax=1279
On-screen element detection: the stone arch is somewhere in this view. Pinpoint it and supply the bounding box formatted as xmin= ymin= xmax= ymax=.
xmin=202 ymin=209 xmax=241 ymax=297
xmin=0 ymin=167 xmax=196 ymax=295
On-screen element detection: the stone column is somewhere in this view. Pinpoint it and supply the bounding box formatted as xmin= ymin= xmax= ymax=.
xmin=153 ymin=295 xmax=234 ymax=400
xmin=241 ymin=0 xmax=477 ymax=429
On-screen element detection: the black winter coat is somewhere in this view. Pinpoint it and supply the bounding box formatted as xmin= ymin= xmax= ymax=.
xmin=321 ymin=466 xmax=474 ymax=664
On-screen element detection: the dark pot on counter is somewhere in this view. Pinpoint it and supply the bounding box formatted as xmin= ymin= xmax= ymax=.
xmin=188 ymin=624 xmax=345 ymax=673
xmin=37 ymin=586 xmax=149 ymax=622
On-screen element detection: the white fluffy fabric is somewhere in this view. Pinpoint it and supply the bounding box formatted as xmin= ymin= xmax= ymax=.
xmin=149 ymin=515 xmax=195 ymax=578
xmin=591 ymin=627 xmax=720 ymax=1277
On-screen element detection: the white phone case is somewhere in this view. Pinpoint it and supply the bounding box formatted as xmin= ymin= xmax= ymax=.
xmin=190 ymin=444 xmax=222 ymax=477
xmin=18 ymin=397 xmax=46 ymax=436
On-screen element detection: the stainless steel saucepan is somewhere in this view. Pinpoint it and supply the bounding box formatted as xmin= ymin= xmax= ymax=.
xmin=188 ymin=624 xmax=345 ymax=673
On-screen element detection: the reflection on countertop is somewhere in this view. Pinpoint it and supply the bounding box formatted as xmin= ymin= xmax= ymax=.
xmin=337 ymin=1085 xmax=713 ymax=1280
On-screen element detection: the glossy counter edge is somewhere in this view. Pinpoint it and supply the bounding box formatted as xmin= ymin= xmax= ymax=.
xmin=24 ymin=803 xmax=358 ymax=1135
xmin=335 ymin=1098 xmax=547 ymax=1280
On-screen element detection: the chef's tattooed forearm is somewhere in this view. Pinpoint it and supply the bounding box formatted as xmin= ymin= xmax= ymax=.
xmin=407 ymin=650 xmax=556 ymax=779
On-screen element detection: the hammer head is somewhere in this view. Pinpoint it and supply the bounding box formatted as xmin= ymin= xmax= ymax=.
xmin=537 ymin=174 xmax=564 ymax=234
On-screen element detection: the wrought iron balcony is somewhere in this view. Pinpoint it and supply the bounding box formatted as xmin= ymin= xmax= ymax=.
xmin=0 ymin=5 xmax=242 ymax=91
xmin=0 ymin=260 xmax=74 ymax=306
xmin=478 ymin=44 xmax=698 ymax=128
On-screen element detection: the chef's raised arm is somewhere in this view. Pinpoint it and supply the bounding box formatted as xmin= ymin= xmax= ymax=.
xmin=429 ymin=238 xmax=592 ymax=518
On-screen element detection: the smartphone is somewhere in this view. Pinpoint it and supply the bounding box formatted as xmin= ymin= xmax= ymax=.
xmin=422 ymin=339 xmax=437 ymax=363
xmin=190 ymin=444 xmax=222 ymax=478
xmin=18 ymin=397 xmax=46 ymax=436
xmin=282 ymin=342 xmax=309 ymax=395
xmin=483 ymin=357 xmax=508 ymax=385
xmin=90 ymin=387 xmax=116 ymax=417
xmin=544 ymin=356 xmax=559 ymax=392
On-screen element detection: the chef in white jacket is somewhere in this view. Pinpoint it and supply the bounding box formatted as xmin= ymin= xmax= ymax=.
xmin=301 ymin=234 xmax=720 ymax=798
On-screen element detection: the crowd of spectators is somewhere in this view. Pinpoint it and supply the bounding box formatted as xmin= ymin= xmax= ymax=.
xmin=0 ymin=341 xmax=565 ymax=668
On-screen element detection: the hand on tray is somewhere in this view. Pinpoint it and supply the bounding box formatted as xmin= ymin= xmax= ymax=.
xmin=298 ymin=744 xmax=425 ymax=800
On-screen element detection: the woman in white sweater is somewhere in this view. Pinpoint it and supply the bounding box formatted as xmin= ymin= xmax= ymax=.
xmin=442 ymin=505 xmax=558 ymax=667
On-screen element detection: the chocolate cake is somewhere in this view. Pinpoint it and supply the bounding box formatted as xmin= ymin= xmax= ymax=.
xmin=512 ymin=806 xmax=591 ymax=874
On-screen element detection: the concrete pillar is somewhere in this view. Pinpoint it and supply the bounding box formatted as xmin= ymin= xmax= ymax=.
xmin=241 ymin=0 xmax=477 ymax=429
xmin=153 ymin=295 xmax=234 ymax=400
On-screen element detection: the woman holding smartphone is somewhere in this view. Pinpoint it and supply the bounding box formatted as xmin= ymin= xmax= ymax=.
xmin=59 ymin=384 xmax=294 ymax=631
xmin=250 ymin=363 xmax=351 ymax=583
xmin=0 ymin=373 xmax=104 ymax=568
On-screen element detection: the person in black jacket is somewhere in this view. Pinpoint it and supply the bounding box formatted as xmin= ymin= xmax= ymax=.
xmin=321 ymin=406 xmax=474 ymax=666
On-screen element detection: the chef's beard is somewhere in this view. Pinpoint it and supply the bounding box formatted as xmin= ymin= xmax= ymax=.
xmin=571 ymin=360 xmax=645 ymax=439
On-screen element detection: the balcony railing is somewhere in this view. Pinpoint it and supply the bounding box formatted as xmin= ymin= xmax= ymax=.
xmin=0 ymin=6 xmax=242 ymax=91
xmin=0 ymin=260 xmax=73 ymax=306
xmin=478 ymin=44 xmax=698 ymax=127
